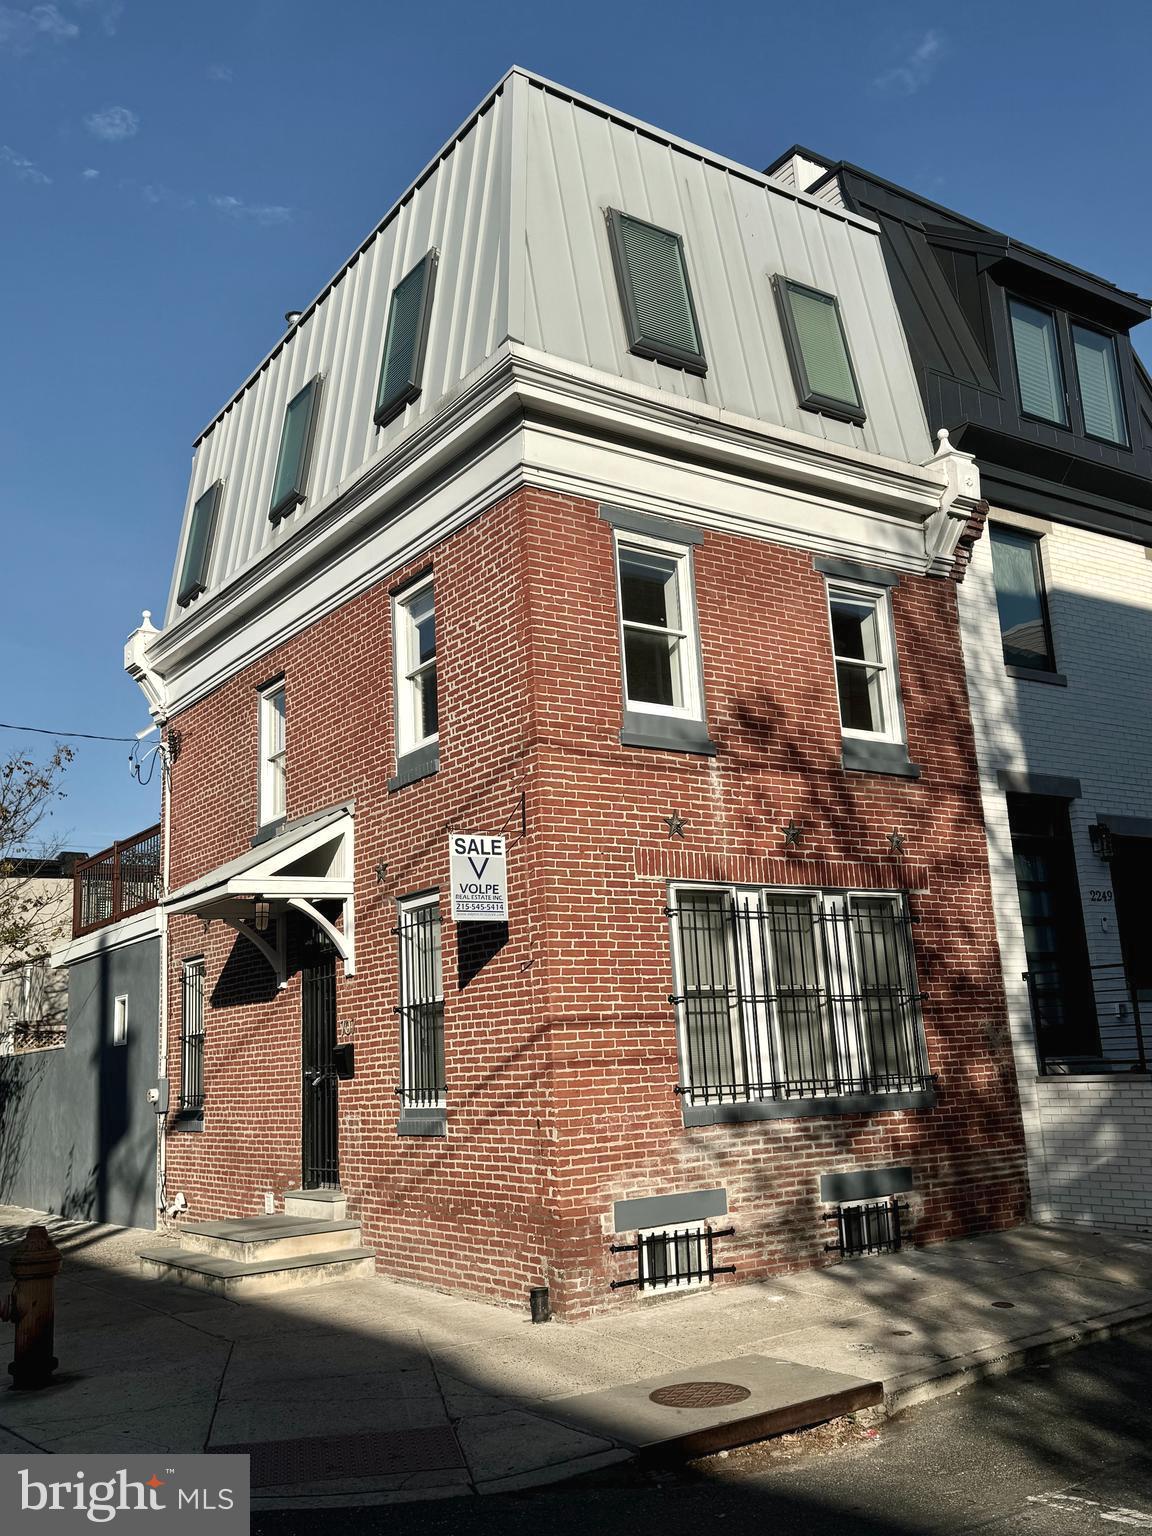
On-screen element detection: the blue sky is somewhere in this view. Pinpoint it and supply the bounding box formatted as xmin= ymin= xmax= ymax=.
xmin=2 ymin=0 xmax=1149 ymax=853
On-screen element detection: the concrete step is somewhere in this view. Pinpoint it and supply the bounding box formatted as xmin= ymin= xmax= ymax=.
xmin=178 ymin=1216 xmax=363 ymax=1263
xmin=282 ymin=1188 xmax=347 ymax=1221
xmin=139 ymin=1244 xmax=376 ymax=1299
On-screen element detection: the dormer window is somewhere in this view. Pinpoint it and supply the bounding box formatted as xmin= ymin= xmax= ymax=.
xmin=1008 ymin=298 xmax=1067 ymax=427
xmin=606 ymin=210 xmax=707 ymax=375
xmin=375 ymin=251 xmax=438 ymax=428
xmin=1072 ymin=323 xmax=1128 ymax=446
xmin=774 ymin=277 xmax=865 ymax=426
xmin=176 ymin=481 xmax=223 ymax=607
xmin=268 ymin=375 xmax=323 ymax=522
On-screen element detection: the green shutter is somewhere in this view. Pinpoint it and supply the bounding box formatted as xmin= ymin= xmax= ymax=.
xmin=268 ymin=375 xmax=322 ymax=520
xmin=177 ymin=481 xmax=222 ymax=607
xmin=778 ymin=279 xmax=861 ymax=415
xmin=608 ymin=211 xmax=705 ymax=372
xmin=1073 ymin=324 xmax=1127 ymax=445
xmin=375 ymin=251 xmax=438 ymax=426
xmin=1010 ymin=300 xmax=1066 ymax=425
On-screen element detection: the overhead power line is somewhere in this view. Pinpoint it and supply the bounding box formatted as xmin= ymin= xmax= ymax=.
xmin=0 ymin=720 xmax=140 ymax=744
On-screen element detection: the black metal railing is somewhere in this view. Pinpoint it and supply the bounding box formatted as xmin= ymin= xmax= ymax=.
xmin=179 ymin=959 xmax=205 ymax=1111
xmin=669 ymin=895 xmax=931 ymax=1107
xmin=1026 ymin=963 xmax=1150 ymax=1074
xmin=73 ymin=824 xmax=161 ymax=937
xmin=611 ymin=1225 xmax=736 ymax=1290
xmin=394 ymin=901 xmax=446 ymax=1108
xmin=824 ymin=1199 xmax=908 ymax=1258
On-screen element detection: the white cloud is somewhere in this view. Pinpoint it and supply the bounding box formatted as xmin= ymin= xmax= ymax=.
xmin=872 ymin=29 xmax=947 ymax=98
xmin=207 ymin=62 xmax=232 ymax=83
xmin=1 ymin=143 xmax=52 ymax=183
xmin=81 ymin=166 xmax=99 ymax=178
xmin=0 ymin=3 xmax=79 ymax=51
xmin=210 ymin=193 xmax=293 ymax=227
xmin=83 ymin=104 xmax=138 ymax=141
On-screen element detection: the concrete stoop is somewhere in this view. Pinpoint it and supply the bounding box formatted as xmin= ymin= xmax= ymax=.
xmin=139 ymin=1207 xmax=375 ymax=1298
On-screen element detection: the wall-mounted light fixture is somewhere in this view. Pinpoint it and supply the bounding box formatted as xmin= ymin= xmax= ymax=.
xmin=1089 ymin=823 xmax=1115 ymax=862
xmin=254 ymin=899 xmax=271 ymax=932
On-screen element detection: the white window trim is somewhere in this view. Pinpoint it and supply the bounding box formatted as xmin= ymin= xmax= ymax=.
xmin=393 ymin=576 xmax=438 ymax=759
xmin=113 ymin=993 xmax=128 ymax=1047
xmin=397 ymin=890 xmax=445 ymax=1109
xmin=668 ymin=882 xmax=921 ymax=1106
xmin=613 ymin=530 xmax=704 ymax=723
xmin=638 ymin=1222 xmax=712 ymax=1292
xmin=825 ymin=580 xmax=903 ymax=745
xmin=258 ymin=681 xmax=287 ymax=827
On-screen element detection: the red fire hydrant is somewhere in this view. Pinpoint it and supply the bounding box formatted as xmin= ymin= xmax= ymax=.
xmin=1 ymin=1225 xmax=62 ymax=1390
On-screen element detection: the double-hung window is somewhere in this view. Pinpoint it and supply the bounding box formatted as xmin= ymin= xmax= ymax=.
xmin=668 ymin=885 xmax=930 ymax=1114
xmin=1072 ymin=323 xmax=1128 ymax=446
xmin=989 ymin=525 xmax=1057 ymax=675
xmin=774 ymin=277 xmax=865 ymax=424
xmin=396 ymin=894 xmax=445 ymax=1109
xmin=258 ymin=681 xmax=286 ymax=827
xmin=177 ymin=481 xmax=223 ymax=607
xmin=606 ymin=209 xmax=707 ymax=374
xmin=268 ymin=375 xmax=323 ymax=521
xmin=375 ymin=251 xmax=438 ymax=427
xmin=394 ymin=577 xmax=438 ymax=765
xmin=614 ymin=531 xmax=706 ymax=737
xmin=179 ymin=958 xmax=206 ymax=1114
xmin=827 ymin=582 xmax=901 ymax=743
xmin=1009 ymin=298 xmax=1068 ymax=427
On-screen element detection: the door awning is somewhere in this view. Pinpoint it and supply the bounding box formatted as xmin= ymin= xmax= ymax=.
xmin=165 ymin=803 xmax=355 ymax=984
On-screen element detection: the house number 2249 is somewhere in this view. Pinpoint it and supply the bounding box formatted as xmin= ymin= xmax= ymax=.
xmin=1089 ymin=890 xmax=1114 ymax=902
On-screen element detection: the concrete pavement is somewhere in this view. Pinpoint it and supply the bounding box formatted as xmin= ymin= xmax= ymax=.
xmin=3 ymin=1207 xmax=1152 ymax=1509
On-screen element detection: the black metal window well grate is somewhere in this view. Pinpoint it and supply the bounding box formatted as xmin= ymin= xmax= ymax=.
xmin=610 ymin=1225 xmax=736 ymax=1290
xmin=179 ymin=958 xmax=206 ymax=1111
xmin=824 ymin=1198 xmax=908 ymax=1257
xmin=395 ymin=897 xmax=446 ymax=1108
xmin=668 ymin=889 xmax=932 ymax=1107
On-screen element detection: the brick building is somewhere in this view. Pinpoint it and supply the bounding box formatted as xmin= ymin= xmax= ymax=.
xmin=126 ymin=71 xmax=1024 ymax=1317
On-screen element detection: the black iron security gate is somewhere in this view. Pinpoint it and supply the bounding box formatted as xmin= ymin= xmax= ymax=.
xmin=301 ymin=949 xmax=339 ymax=1189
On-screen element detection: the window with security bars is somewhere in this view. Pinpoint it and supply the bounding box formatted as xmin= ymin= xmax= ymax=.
xmin=375 ymin=251 xmax=438 ymax=427
xmin=668 ymin=886 xmax=930 ymax=1107
xmin=774 ymin=277 xmax=864 ymax=424
xmin=395 ymin=895 xmax=445 ymax=1108
xmin=610 ymin=1223 xmax=735 ymax=1291
xmin=824 ymin=1198 xmax=908 ymax=1258
xmin=606 ymin=209 xmax=706 ymax=374
xmin=180 ymin=959 xmax=206 ymax=1111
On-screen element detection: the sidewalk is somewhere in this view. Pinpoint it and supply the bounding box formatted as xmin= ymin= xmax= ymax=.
xmin=3 ymin=1207 xmax=1152 ymax=1510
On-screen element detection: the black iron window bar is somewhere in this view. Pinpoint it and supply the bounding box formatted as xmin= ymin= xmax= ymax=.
xmin=610 ymin=1225 xmax=736 ymax=1291
xmin=394 ymin=902 xmax=446 ymax=1108
xmin=668 ymin=893 xmax=933 ymax=1106
xmin=179 ymin=960 xmax=206 ymax=1112
xmin=824 ymin=1198 xmax=909 ymax=1258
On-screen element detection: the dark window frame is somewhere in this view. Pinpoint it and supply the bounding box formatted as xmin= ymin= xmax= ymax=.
xmin=176 ymin=481 xmax=223 ymax=607
xmin=773 ymin=275 xmax=865 ymax=426
xmin=1006 ymin=294 xmax=1069 ymax=430
xmin=605 ymin=208 xmax=707 ymax=376
xmin=1069 ymin=317 xmax=1130 ymax=449
xmin=989 ymin=523 xmax=1058 ymax=675
xmin=374 ymin=249 xmax=439 ymax=428
xmin=178 ymin=956 xmax=206 ymax=1116
xmin=268 ymin=374 xmax=324 ymax=523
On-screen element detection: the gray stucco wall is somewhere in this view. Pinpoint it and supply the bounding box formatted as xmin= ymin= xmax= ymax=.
xmin=0 ymin=936 xmax=159 ymax=1229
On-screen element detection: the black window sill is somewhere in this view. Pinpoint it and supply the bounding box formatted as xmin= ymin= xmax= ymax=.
xmin=396 ymin=1107 xmax=446 ymax=1137
xmin=840 ymin=738 xmax=921 ymax=779
xmin=388 ymin=744 xmax=439 ymax=792
xmin=800 ymin=396 xmax=866 ymax=427
xmin=620 ymin=711 xmax=717 ymax=757
xmin=171 ymin=1110 xmax=204 ymax=1133
xmin=1006 ymin=665 xmax=1068 ymax=687
xmin=683 ymin=1088 xmax=936 ymax=1126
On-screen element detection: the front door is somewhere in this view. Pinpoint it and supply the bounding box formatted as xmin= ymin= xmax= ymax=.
xmin=301 ymin=948 xmax=339 ymax=1189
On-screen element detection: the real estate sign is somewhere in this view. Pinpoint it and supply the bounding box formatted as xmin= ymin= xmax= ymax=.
xmin=448 ymin=833 xmax=508 ymax=922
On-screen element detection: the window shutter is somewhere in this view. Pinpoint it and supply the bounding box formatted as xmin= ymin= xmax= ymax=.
xmin=177 ymin=481 xmax=222 ymax=607
xmin=375 ymin=251 xmax=438 ymax=426
xmin=774 ymin=278 xmax=864 ymax=422
xmin=607 ymin=210 xmax=705 ymax=372
xmin=268 ymin=375 xmax=323 ymax=521
xmin=1010 ymin=300 xmax=1066 ymax=425
xmin=1073 ymin=325 xmax=1127 ymax=445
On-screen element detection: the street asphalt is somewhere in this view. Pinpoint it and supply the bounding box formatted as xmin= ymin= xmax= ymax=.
xmin=252 ymin=1324 xmax=1152 ymax=1535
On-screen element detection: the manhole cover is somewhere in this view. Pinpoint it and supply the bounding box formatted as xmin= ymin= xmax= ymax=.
xmin=991 ymin=1301 xmax=1016 ymax=1309
xmin=210 ymin=1426 xmax=464 ymax=1488
xmin=649 ymin=1381 xmax=752 ymax=1409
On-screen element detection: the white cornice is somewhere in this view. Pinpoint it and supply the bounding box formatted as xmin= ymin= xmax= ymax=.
xmin=51 ymin=907 xmax=161 ymax=969
xmin=136 ymin=345 xmax=978 ymax=720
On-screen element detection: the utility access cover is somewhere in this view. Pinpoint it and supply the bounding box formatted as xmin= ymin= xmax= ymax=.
xmin=649 ymin=1381 xmax=752 ymax=1409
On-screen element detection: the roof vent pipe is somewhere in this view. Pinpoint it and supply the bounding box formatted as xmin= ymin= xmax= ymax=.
xmin=284 ymin=310 xmax=303 ymax=326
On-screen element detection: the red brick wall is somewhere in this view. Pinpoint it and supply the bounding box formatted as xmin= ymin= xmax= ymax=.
xmin=163 ymin=485 xmax=1027 ymax=1319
